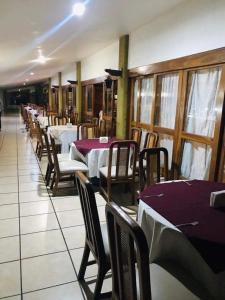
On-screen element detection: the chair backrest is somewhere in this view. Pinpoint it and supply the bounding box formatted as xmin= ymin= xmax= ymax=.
xmin=43 ymin=130 xmax=53 ymax=167
xmin=49 ymin=135 xmax=60 ymax=174
xmin=143 ymin=131 xmax=159 ymax=149
xmin=105 ymin=202 xmax=151 ymax=300
xmin=36 ymin=121 xmax=44 ymax=146
xmin=70 ymin=112 xmax=78 ymax=125
xmin=92 ymin=117 xmax=99 ymax=126
xmin=131 ymin=127 xmax=142 ymax=147
xmin=99 ymin=118 xmax=115 ymax=137
xmin=139 ymin=147 xmax=169 ymax=191
xmin=53 ymin=116 xmax=68 ymax=126
xmin=81 ymin=123 xmax=99 ymax=139
xmin=108 ymin=140 xmax=139 ymax=180
xmin=75 ymin=171 xmax=107 ymax=263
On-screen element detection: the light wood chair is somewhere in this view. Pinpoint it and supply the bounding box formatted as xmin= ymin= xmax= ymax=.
xmin=81 ymin=123 xmax=99 ymax=139
xmin=53 ymin=116 xmax=68 ymax=126
xmin=131 ymin=127 xmax=142 ymax=147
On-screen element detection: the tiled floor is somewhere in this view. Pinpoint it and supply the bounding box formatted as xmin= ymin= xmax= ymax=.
xmin=0 ymin=113 xmax=111 ymax=300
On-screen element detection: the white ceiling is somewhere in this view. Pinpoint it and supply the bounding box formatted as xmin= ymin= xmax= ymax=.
xmin=0 ymin=0 xmax=185 ymax=88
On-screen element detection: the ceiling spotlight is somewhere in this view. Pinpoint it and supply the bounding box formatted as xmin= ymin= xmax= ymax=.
xmin=73 ymin=2 xmax=86 ymax=16
xmin=23 ymin=83 xmax=26 ymax=86
xmin=30 ymin=72 xmax=34 ymax=76
xmin=25 ymin=79 xmax=29 ymax=82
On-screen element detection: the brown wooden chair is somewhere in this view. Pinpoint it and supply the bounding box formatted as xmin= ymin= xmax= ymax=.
xmin=143 ymin=131 xmax=159 ymax=148
xmin=92 ymin=117 xmax=99 ymax=126
xmin=99 ymin=140 xmax=139 ymax=204
xmin=105 ymin=201 xmax=151 ymax=300
xmin=50 ymin=135 xmax=88 ymax=195
xmin=28 ymin=113 xmax=38 ymax=138
xmin=75 ymin=171 xmax=111 ymax=300
xmin=70 ymin=112 xmax=78 ymax=125
xmin=35 ymin=121 xmax=48 ymax=161
xmin=131 ymin=127 xmax=142 ymax=147
xmin=81 ymin=123 xmax=99 ymax=139
xmin=47 ymin=112 xmax=58 ymax=126
xmin=139 ymin=147 xmax=169 ymax=192
xmin=53 ymin=116 xmax=68 ymax=125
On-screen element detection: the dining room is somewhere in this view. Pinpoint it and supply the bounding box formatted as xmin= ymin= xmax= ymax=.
xmin=0 ymin=0 xmax=225 ymax=300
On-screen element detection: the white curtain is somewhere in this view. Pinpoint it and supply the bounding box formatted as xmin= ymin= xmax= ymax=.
xmin=133 ymin=80 xmax=138 ymax=122
xmin=184 ymin=67 xmax=221 ymax=137
xmin=158 ymin=73 xmax=179 ymax=129
xmin=140 ymin=77 xmax=154 ymax=124
xmin=181 ymin=141 xmax=211 ymax=180
xmin=159 ymin=135 xmax=173 ymax=169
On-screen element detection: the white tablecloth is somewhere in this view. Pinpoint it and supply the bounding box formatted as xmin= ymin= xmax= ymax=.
xmin=48 ymin=125 xmax=78 ymax=153
xmin=37 ymin=116 xmax=49 ymax=128
xmin=69 ymin=143 xmax=111 ymax=178
xmin=138 ymin=200 xmax=225 ymax=299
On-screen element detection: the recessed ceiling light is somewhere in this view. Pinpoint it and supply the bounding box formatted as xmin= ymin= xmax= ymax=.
xmin=30 ymin=72 xmax=34 ymax=76
xmin=23 ymin=83 xmax=26 ymax=86
xmin=73 ymin=2 xmax=86 ymax=16
xmin=25 ymin=79 xmax=29 ymax=82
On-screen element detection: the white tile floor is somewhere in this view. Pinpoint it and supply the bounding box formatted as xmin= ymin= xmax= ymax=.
xmin=0 ymin=113 xmax=110 ymax=300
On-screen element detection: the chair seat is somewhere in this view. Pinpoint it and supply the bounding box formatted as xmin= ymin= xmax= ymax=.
xmin=59 ymin=160 xmax=88 ymax=173
xmin=57 ymin=153 xmax=70 ymax=161
xmin=99 ymin=166 xmax=133 ymax=178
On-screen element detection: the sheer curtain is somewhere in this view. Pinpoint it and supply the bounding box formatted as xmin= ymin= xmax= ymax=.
xmin=140 ymin=77 xmax=154 ymax=124
xmin=181 ymin=142 xmax=211 ymax=179
xmin=184 ymin=67 xmax=221 ymax=137
xmin=181 ymin=67 xmax=221 ymax=180
xmin=158 ymin=73 xmax=179 ymax=129
xmin=159 ymin=135 xmax=173 ymax=169
xmin=133 ymin=80 xmax=138 ymax=122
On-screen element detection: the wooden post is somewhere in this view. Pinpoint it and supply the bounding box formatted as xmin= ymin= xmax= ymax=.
xmin=76 ymin=61 xmax=82 ymax=122
xmin=58 ymin=72 xmax=63 ymax=113
xmin=116 ymin=35 xmax=129 ymax=138
xmin=48 ymin=78 xmax=52 ymax=110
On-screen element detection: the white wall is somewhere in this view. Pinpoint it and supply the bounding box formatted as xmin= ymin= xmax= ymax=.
xmin=129 ymin=0 xmax=225 ymax=69
xmin=81 ymin=41 xmax=119 ymax=81
xmin=61 ymin=63 xmax=76 ymax=85
xmin=51 ymin=74 xmax=59 ymax=86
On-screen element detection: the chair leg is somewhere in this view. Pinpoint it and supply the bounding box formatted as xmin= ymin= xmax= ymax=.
xmin=78 ymin=243 xmax=90 ymax=280
xmin=50 ymin=172 xmax=56 ymax=190
xmin=53 ymin=175 xmax=59 ymax=196
xmin=93 ymin=265 xmax=107 ymax=300
xmin=45 ymin=163 xmax=50 ymax=181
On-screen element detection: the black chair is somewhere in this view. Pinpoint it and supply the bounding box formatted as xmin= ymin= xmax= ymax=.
xmin=139 ymin=147 xmax=169 ymax=192
xmin=75 ymin=171 xmax=111 ymax=299
xmin=105 ymin=201 xmax=151 ymax=300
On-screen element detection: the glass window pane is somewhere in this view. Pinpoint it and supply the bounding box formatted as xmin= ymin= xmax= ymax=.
xmin=158 ymin=134 xmax=173 ymax=169
xmin=140 ymin=77 xmax=154 ymax=124
xmin=181 ymin=141 xmax=212 ymax=180
xmin=184 ymin=67 xmax=221 ymax=137
xmin=133 ymin=80 xmax=138 ymax=122
xmin=154 ymin=73 xmax=179 ymax=129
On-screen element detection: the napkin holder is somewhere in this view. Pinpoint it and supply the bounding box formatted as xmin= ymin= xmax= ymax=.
xmin=99 ymin=136 xmax=109 ymax=143
xmin=210 ymin=190 xmax=225 ymax=208
xmin=66 ymin=123 xmax=72 ymax=128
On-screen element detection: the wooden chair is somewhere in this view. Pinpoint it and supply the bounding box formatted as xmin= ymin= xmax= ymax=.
xmin=99 ymin=140 xmax=139 ymax=204
xmin=105 ymin=201 xmax=151 ymax=300
xmin=28 ymin=113 xmax=38 ymax=138
xmin=92 ymin=117 xmax=99 ymax=126
xmin=81 ymin=123 xmax=99 ymax=139
xmin=131 ymin=127 xmax=142 ymax=147
xmin=53 ymin=116 xmax=68 ymax=126
xmin=70 ymin=112 xmax=78 ymax=125
xmin=139 ymin=147 xmax=169 ymax=192
xmin=35 ymin=121 xmax=48 ymax=160
xmin=143 ymin=131 xmax=159 ymax=148
xmin=47 ymin=112 xmax=58 ymax=126
xmin=50 ymin=135 xmax=88 ymax=195
xmin=75 ymin=171 xmax=111 ymax=300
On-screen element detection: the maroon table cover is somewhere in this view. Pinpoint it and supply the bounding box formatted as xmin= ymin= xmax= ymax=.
xmin=140 ymin=180 xmax=225 ymax=273
xmin=74 ymin=138 xmax=117 ymax=156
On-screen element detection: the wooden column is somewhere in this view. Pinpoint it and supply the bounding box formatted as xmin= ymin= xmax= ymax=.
xmin=76 ymin=61 xmax=82 ymax=122
xmin=58 ymin=72 xmax=63 ymax=113
xmin=48 ymin=78 xmax=52 ymax=110
xmin=116 ymin=34 xmax=129 ymax=138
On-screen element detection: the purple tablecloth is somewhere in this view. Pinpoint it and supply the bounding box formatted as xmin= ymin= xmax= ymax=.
xmin=140 ymin=180 xmax=225 ymax=273
xmin=74 ymin=138 xmax=117 ymax=156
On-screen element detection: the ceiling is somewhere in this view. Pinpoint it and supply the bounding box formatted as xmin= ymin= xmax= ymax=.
xmin=0 ymin=0 xmax=185 ymax=88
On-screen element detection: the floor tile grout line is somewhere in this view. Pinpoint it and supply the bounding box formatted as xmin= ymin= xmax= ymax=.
xmin=16 ymin=115 xmax=23 ymax=300
xmin=28 ymin=131 xmax=86 ymax=300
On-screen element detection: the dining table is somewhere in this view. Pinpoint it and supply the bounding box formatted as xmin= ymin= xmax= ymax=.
xmin=69 ymin=138 xmax=118 ymax=178
xmin=48 ymin=125 xmax=78 ymax=153
xmin=138 ymin=179 xmax=225 ymax=299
